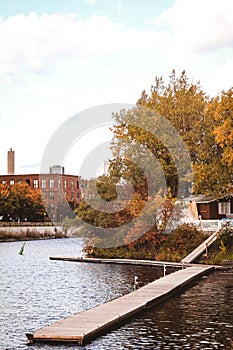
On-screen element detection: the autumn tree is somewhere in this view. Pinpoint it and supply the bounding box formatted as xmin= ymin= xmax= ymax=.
xmin=0 ymin=183 xmax=45 ymax=221
xmin=110 ymin=70 xmax=209 ymax=198
xmin=0 ymin=184 xmax=19 ymax=220
xmin=136 ymin=70 xmax=208 ymax=163
xmin=193 ymin=89 xmax=233 ymax=195
xmin=110 ymin=69 xmax=233 ymax=196
xmin=213 ymin=88 xmax=233 ymax=167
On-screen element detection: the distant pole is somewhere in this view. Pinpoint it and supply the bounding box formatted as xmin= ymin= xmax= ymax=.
xmin=133 ymin=276 xmax=139 ymax=290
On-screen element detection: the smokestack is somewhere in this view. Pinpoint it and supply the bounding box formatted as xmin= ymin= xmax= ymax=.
xmin=7 ymin=148 xmax=15 ymax=175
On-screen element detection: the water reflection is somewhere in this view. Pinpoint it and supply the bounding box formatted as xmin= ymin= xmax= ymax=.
xmin=0 ymin=239 xmax=232 ymax=350
xmin=87 ymin=271 xmax=233 ymax=350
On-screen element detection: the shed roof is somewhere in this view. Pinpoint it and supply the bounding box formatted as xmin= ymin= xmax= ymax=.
xmin=187 ymin=193 xmax=233 ymax=204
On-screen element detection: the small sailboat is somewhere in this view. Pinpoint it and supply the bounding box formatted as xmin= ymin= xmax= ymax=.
xmin=18 ymin=242 xmax=26 ymax=255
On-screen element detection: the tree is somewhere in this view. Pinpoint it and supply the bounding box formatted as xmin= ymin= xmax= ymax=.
xmin=0 ymin=184 xmax=19 ymax=220
xmin=0 ymin=183 xmax=45 ymax=221
xmin=192 ymin=89 xmax=233 ymax=195
xmin=110 ymin=70 xmax=233 ymax=196
xmin=137 ymin=69 xmax=209 ymax=163
xmin=213 ymin=88 xmax=233 ymax=166
xmin=110 ymin=70 xmax=209 ymax=197
xmin=124 ymin=189 xmax=175 ymax=256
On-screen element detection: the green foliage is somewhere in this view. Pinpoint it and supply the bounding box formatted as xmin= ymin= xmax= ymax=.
xmin=110 ymin=69 xmax=233 ymax=195
xmin=217 ymin=223 xmax=233 ymax=248
xmin=204 ymin=222 xmax=233 ymax=264
xmin=160 ymin=223 xmax=206 ymax=262
xmin=138 ymin=70 xmax=208 ymax=163
xmin=111 ymin=70 xmax=205 ymax=196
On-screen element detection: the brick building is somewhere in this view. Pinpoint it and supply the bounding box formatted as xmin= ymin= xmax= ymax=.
xmin=0 ymin=170 xmax=81 ymax=221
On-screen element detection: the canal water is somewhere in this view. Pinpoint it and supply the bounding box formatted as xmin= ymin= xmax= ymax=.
xmin=0 ymin=238 xmax=232 ymax=350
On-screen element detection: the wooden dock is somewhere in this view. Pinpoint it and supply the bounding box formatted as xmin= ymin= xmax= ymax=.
xmin=26 ymin=265 xmax=214 ymax=345
xmin=49 ymin=256 xmax=197 ymax=268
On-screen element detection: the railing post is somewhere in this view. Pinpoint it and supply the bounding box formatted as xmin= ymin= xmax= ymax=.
xmin=199 ymin=215 xmax=202 ymax=231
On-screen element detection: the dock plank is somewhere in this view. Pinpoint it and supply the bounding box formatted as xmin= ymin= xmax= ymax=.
xmin=27 ymin=265 xmax=214 ymax=345
xmin=49 ymin=256 xmax=191 ymax=267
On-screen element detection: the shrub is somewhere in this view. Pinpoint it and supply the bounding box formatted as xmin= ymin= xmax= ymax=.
xmin=160 ymin=223 xmax=207 ymax=262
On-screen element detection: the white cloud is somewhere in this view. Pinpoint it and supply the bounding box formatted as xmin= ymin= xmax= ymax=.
xmin=117 ymin=2 xmax=123 ymax=15
xmin=156 ymin=0 xmax=233 ymax=53
xmin=0 ymin=12 xmax=170 ymax=79
xmin=205 ymin=57 xmax=233 ymax=94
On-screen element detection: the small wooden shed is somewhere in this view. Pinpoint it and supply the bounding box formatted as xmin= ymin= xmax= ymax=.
xmin=188 ymin=194 xmax=233 ymax=220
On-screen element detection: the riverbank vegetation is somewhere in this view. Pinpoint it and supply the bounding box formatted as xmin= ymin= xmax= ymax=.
xmin=82 ymin=223 xmax=207 ymax=261
xmin=199 ymin=223 xmax=233 ymax=265
xmin=0 ymin=226 xmax=66 ymax=242
xmin=63 ymin=69 xmax=233 ymax=263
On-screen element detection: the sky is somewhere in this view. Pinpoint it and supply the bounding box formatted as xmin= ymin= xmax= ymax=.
xmin=0 ymin=0 xmax=233 ymax=178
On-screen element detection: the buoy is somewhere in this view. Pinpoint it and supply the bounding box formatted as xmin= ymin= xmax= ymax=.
xmin=19 ymin=242 xmax=26 ymax=255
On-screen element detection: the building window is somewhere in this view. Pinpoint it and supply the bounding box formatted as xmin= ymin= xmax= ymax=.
xmin=42 ymin=191 xmax=46 ymax=199
xmin=49 ymin=191 xmax=54 ymax=199
xmin=71 ymin=180 xmax=74 ymax=189
xmin=64 ymin=180 xmax=67 ymax=189
xmin=58 ymin=179 xmax=61 ymax=188
xmin=218 ymin=202 xmax=231 ymax=215
xmin=33 ymin=179 xmax=39 ymax=189
xmin=10 ymin=180 xmax=14 ymax=185
xmin=49 ymin=203 xmax=54 ymax=211
xmin=2 ymin=180 xmax=6 ymax=184
xmin=41 ymin=179 xmax=46 ymax=189
xmin=71 ymin=192 xmax=74 ymax=200
xmin=57 ymin=191 xmax=62 ymax=200
xmin=49 ymin=179 xmax=54 ymax=188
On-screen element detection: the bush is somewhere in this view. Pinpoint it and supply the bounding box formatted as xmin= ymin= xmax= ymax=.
xmin=158 ymin=223 xmax=207 ymax=262
xmin=206 ymin=222 xmax=233 ymax=264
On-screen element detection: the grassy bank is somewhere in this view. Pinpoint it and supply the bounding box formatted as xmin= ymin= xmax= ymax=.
xmin=0 ymin=226 xmax=66 ymax=242
xmin=83 ymin=223 xmax=207 ymax=261
xmin=82 ymin=223 xmax=233 ymax=265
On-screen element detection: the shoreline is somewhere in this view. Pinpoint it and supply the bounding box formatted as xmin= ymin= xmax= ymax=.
xmin=0 ymin=224 xmax=67 ymax=242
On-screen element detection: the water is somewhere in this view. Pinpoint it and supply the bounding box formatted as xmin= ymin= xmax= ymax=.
xmin=0 ymin=239 xmax=232 ymax=350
